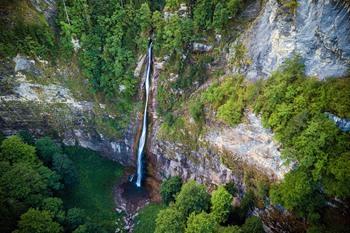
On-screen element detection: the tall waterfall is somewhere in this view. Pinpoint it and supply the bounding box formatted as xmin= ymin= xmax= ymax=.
xmin=136 ymin=41 xmax=152 ymax=187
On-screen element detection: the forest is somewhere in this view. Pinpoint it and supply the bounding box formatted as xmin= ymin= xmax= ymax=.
xmin=0 ymin=0 xmax=349 ymax=232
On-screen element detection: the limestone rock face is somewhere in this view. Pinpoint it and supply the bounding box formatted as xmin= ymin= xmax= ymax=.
xmin=241 ymin=0 xmax=350 ymax=80
xmin=149 ymin=111 xmax=289 ymax=189
xmin=205 ymin=112 xmax=289 ymax=180
xmin=0 ymin=58 xmax=135 ymax=166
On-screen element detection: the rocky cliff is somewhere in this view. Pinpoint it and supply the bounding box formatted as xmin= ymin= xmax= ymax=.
xmin=148 ymin=0 xmax=350 ymax=190
xmin=239 ymin=0 xmax=350 ymax=80
xmin=0 ymin=56 xmax=136 ymax=166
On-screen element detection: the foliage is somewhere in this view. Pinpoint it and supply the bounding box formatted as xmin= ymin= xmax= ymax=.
xmin=270 ymin=169 xmax=324 ymax=219
xmin=134 ymin=203 xmax=166 ymax=233
xmin=212 ymin=3 xmax=229 ymax=33
xmin=18 ymin=130 xmax=35 ymax=145
xmin=202 ymin=76 xmax=246 ymax=126
xmin=255 ymin=56 xmax=350 ymax=220
xmin=175 ymin=180 xmax=210 ymax=216
xmin=62 ymin=146 xmax=124 ymax=232
xmin=225 ymin=182 xmax=238 ymax=196
xmin=189 ymin=101 xmax=204 ymax=123
xmin=0 ymin=136 xmax=36 ymax=165
xmin=155 ymin=207 xmax=186 ymax=233
xmin=160 ymin=176 xmax=183 ymax=205
xmin=0 ymin=0 xmax=55 ymax=58
xmin=230 ymin=43 xmax=251 ymax=70
xmin=216 ymin=225 xmax=242 ymax=233
xmin=66 ymin=208 xmax=86 ymax=231
xmin=35 ymin=137 xmax=62 ymax=165
xmin=40 ymin=197 xmax=65 ymax=224
xmin=235 ymin=191 xmax=256 ymax=222
xmin=241 ymin=216 xmax=264 ymax=233
xmin=185 ymin=212 xmax=216 ymax=233
xmin=1 ymin=162 xmax=50 ymax=206
xmin=13 ymin=208 xmax=62 ymax=233
xmin=52 ymin=153 xmax=78 ymax=186
xmin=211 ymin=186 xmax=233 ymax=224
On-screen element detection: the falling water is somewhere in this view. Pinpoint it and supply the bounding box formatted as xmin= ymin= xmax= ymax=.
xmin=136 ymin=41 xmax=152 ymax=187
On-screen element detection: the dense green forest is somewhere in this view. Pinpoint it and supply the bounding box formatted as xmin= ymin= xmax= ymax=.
xmin=0 ymin=133 xmax=123 ymax=233
xmin=1 ymin=0 xmax=350 ymax=232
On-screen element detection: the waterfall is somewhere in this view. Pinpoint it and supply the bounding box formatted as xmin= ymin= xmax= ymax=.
xmin=136 ymin=41 xmax=152 ymax=187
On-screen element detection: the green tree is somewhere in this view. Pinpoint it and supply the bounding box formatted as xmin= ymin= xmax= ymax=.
xmin=52 ymin=153 xmax=78 ymax=186
xmin=18 ymin=130 xmax=35 ymax=145
xmin=35 ymin=137 xmax=62 ymax=165
xmin=160 ymin=176 xmax=182 ymax=205
xmin=323 ymin=152 xmax=350 ymax=198
xmin=241 ymin=216 xmax=264 ymax=233
xmin=270 ymin=169 xmax=324 ymax=220
xmin=211 ymin=186 xmax=232 ymax=224
xmin=185 ymin=212 xmax=216 ymax=233
xmin=175 ymin=180 xmax=210 ymax=216
xmin=155 ymin=207 xmax=185 ymax=233
xmin=41 ymin=197 xmax=65 ymax=224
xmin=66 ymin=208 xmax=86 ymax=231
xmin=0 ymin=163 xmax=48 ymax=206
xmin=14 ymin=208 xmax=62 ymax=233
xmin=0 ymin=136 xmax=36 ymax=165
xmin=193 ymin=0 xmax=213 ymax=30
xmin=212 ymin=2 xmax=229 ymax=33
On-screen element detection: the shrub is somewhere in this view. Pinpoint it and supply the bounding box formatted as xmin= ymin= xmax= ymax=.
xmin=185 ymin=212 xmax=216 ymax=233
xmin=175 ymin=180 xmax=210 ymax=217
xmin=0 ymin=136 xmax=36 ymax=165
xmin=35 ymin=137 xmax=62 ymax=165
xmin=155 ymin=207 xmax=185 ymax=233
xmin=160 ymin=176 xmax=183 ymax=205
xmin=211 ymin=186 xmax=233 ymax=224
xmin=14 ymin=208 xmax=62 ymax=233
xmin=241 ymin=216 xmax=264 ymax=233
xmin=189 ymin=101 xmax=204 ymax=123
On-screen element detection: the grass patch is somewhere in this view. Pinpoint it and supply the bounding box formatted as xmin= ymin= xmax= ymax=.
xmin=134 ymin=203 xmax=166 ymax=233
xmin=61 ymin=146 xmax=124 ymax=232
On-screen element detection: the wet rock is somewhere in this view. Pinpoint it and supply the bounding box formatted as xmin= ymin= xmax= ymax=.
xmin=325 ymin=112 xmax=350 ymax=132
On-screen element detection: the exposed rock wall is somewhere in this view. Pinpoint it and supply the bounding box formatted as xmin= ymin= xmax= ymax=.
xmin=0 ymin=57 xmax=136 ymax=166
xmin=149 ymin=111 xmax=289 ymax=189
xmin=240 ymin=0 xmax=350 ymax=80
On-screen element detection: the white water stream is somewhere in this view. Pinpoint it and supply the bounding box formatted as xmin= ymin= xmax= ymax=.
xmin=136 ymin=42 xmax=152 ymax=187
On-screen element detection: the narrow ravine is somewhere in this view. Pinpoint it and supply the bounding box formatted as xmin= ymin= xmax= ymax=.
xmin=136 ymin=41 xmax=153 ymax=187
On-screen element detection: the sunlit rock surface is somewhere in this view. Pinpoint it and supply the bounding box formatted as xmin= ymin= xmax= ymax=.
xmin=241 ymin=0 xmax=350 ymax=80
xmin=206 ymin=112 xmax=289 ymax=180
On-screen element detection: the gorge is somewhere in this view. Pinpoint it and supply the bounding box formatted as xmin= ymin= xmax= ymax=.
xmin=0 ymin=0 xmax=350 ymax=233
